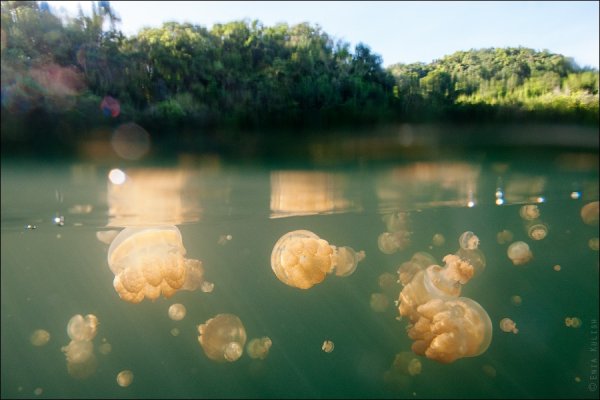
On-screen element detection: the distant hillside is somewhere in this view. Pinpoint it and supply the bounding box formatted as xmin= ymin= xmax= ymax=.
xmin=1 ymin=1 xmax=598 ymax=157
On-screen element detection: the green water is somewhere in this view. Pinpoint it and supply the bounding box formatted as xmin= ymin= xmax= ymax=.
xmin=1 ymin=149 xmax=598 ymax=399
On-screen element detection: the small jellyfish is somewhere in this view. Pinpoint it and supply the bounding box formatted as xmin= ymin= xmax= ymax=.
xmin=168 ymin=304 xmax=186 ymax=321
xmin=390 ymin=351 xmax=422 ymax=376
xmin=378 ymin=272 xmax=398 ymax=291
xmin=116 ymin=370 xmax=134 ymax=387
xmin=246 ymin=337 xmax=272 ymax=360
xmin=432 ymin=233 xmax=445 ymax=247
xmin=519 ymin=204 xmax=540 ymax=221
xmin=218 ymin=234 xmax=233 ymax=245
xmin=170 ymin=327 xmax=180 ymax=336
xmin=553 ymin=264 xmax=561 ymax=272
xmin=589 ymin=238 xmax=599 ymax=251
xmin=499 ymin=318 xmax=519 ymax=334
xmin=98 ymin=341 xmax=112 ymax=355
xmin=33 ymin=388 xmax=43 ymax=396
xmin=496 ymin=229 xmax=514 ymax=245
xmin=321 ymin=340 xmax=335 ymax=353
xmin=482 ymin=364 xmax=497 ymax=378
xmin=507 ymin=241 xmax=533 ymax=266
xmin=108 ymin=226 xmax=208 ymax=303
xmin=455 ymin=247 xmax=486 ymax=276
xmin=370 ymin=293 xmax=390 ymax=313
xmin=565 ymin=317 xmax=582 ymax=328
xmin=527 ymin=222 xmax=548 ymax=241
xmin=581 ymin=201 xmax=599 ymax=225
xmin=378 ymin=231 xmax=411 ymax=254
xmin=197 ymin=314 xmax=247 ymax=362
xmin=271 ymin=230 xmax=365 ymax=289
xmin=200 ymin=281 xmax=215 ymax=293
xmin=67 ymin=314 xmax=98 ymax=341
xmin=459 ymin=231 xmax=480 ymax=250
xmin=62 ymin=340 xmax=94 ymax=364
xmin=30 ymin=329 xmax=50 ymax=347
xmin=510 ymin=295 xmax=522 ymax=306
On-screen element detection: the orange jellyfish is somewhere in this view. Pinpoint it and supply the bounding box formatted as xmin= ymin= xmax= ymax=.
xmin=581 ymin=201 xmax=599 ymax=225
xmin=271 ymin=230 xmax=365 ymax=289
xmin=107 ymin=226 xmax=211 ymax=303
xmin=197 ymin=314 xmax=247 ymax=362
xmin=398 ymin=254 xmax=475 ymax=322
xmin=408 ymin=297 xmax=493 ymax=363
xmin=30 ymin=329 xmax=50 ymax=347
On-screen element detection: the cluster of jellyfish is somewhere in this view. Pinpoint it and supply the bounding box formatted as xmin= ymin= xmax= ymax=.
xmin=394 ymin=231 xmax=493 ymax=364
xmin=377 ymin=212 xmax=412 ymax=255
xmin=61 ymin=314 xmax=99 ymax=379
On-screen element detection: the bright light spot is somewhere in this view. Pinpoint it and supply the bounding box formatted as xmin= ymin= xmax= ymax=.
xmin=108 ymin=169 xmax=126 ymax=185
xmin=495 ymin=198 xmax=504 ymax=205
xmin=570 ymin=191 xmax=581 ymax=199
xmin=536 ymin=197 xmax=545 ymax=203
xmin=467 ymin=201 xmax=475 ymax=208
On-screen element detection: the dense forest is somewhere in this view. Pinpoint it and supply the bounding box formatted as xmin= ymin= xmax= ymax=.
xmin=1 ymin=1 xmax=598 ymax=157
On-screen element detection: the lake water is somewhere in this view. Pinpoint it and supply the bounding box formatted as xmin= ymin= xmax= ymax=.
xmin=1 ymin=144 xmax=599 ymax=398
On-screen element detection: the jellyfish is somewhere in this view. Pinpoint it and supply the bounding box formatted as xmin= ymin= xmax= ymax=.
xmin=496 ymin=229 xmax=514 ymax=245
xmin=116 ymin=370 xmax=134 ymax=387
xmin=397 ymin=252 xmax=436 ymax=286
xmin=398 ymin=254 xmax=475 ymax=322
xmin=378 ymin=231 xmax=411 ymax=254
xmin=507 ymin=241 xmax=533 ymax=266
xmin=270 ymin=230 xmax=365 ymax=289
xmin=589 ymin=238 xmax=599 ymax=251
xmin=197 ymin=314 xmax=247 ymax=362
xmin=168 ymin=304 xmax=186 ymax=321
xmin=246 ymin=337 xmax=272 ymax=360
xmin=107 ymin=226 xmax=211 ymax=303
xmin=459 ymin=231 xmax=480 ymax=250
xmin=170 ymin=328 xmax=180 ymax=337
xmin=526 ymin=221 xmax=548 ymax=241
xmin=454 ymin=247 xmax=486 ymax=276
xmin=407 ymin=297 xmax=493 ymax=364
xmin=581 ymin=201 xmax=599 ymax=225
xmin=390 ymin=351 xmax=422 ymax=377
xmin=510 ymin=295 xmax=522 ymax=306
xmin=321 ymin=340 xmax=335 ymax=353
xmin=482 ymin=364 xmax=497 ymax=378
xmin=553 ymin=264 xmax=561 ymax=272
xmin=67 ymin=314 xmax=98 ymax=341
xmin=432 ymin=233 xmax=445 ymax=247
xmin=519 ymin=204 xmax=540 ymax=221
xmin=565 ymin=317 xmax=582 ymax=328
xmin=382 ymin=212 xmax=410 ymax=232
xmin=98 ymin=341 xmax=112 ymax=355
xmin=30 ymin=329 xmax=50 ymax=347
xmin=370 ymin=293 xmax=390 ymax=313
xmin=499 ymin=318 xmax=518 ymax=334
xmin=62 ymin=340 xmax=98 ymax=379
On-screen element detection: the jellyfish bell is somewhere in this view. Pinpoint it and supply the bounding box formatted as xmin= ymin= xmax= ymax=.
xmin=459 ymin=231 xmax=480 ymax=250
xmin=496 ymin=229 xmax=514 ymax=245
xmin=390 ymin=351 xmax=422 ymax=376
xmin=526 ymin=221 xmax=548 ymax=241
xmin=408 ymin=297 xmax=493 ymax=364
xmin=67 ymin=314 xmax=98 ymax=341
xmin=321 ymin=340 xmax=335 ymax=353
xmin=581 ymin=201 xmax=599 ymax=225
xmin=519 ymin=204 xmax=540 ymax=221
xmin=246 ymin=337 xmax=272 ymax=360
xmin=370 ymin=293 xmax=390 ymax=312
xmin=168 ymin=303 xmax=186 ymax=321
xmin=30 ymin=329 xmax=50 ymax=346
xmin=197 ymin=314 xmax=247 ymax=362
xmin=107 ymin=226 xmax=206 ymax=303
xmin=455 ymin=247 xmax=486 ymax=276
xmin=499 ymin=318 xmax=519 ymax=334
xmin=377 ymin=231 xmax=411 ymax=254
xmin=62 ymin=340 xmax=94 ymax=364
xmin=507 ymin=241 xmax=533 ymax=266
xmin=116 ymin=370 xmax=134 ymax=387
xmin=270 ymin=230 xmax=364 ymax=289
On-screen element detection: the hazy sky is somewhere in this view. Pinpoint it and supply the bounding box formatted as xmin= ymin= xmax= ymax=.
xmin=48 ymin=1 xmax=599 ymax=68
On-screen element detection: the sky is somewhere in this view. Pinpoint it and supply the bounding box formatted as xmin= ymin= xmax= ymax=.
xmin=47 ymin=1 xmax=599 ymax=69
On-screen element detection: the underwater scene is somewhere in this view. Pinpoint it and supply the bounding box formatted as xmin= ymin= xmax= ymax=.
xmin=1 ymin=150 xmax=598 ymax=399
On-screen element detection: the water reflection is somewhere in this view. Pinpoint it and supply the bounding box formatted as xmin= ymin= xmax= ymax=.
xmin=270 ymin=171 xmax=361 ymax=218
xmin=375 ymin=162 xmax=480 ymax=212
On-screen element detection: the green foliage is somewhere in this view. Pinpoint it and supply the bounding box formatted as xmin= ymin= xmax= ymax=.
xmin=1 ymin=2 xmax=598 ymax=157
